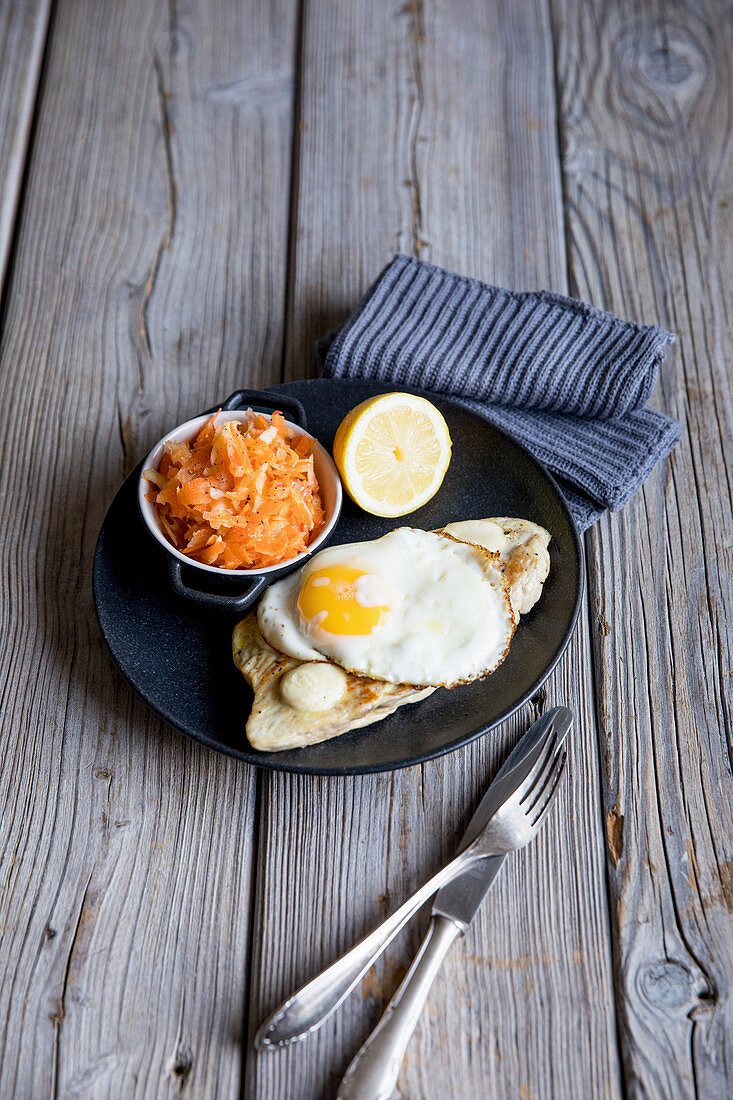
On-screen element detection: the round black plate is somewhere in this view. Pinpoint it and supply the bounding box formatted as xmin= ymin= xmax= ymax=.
xmin=93 ymin=379 xmax=583 ymax=774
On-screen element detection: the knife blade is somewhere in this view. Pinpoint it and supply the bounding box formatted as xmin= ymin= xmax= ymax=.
xmin=432 ymin=705 xmax=572 ymax=928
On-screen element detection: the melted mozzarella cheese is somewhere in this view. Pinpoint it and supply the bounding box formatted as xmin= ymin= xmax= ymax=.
xmin=441 ymin=519 xmax=505 ymax=553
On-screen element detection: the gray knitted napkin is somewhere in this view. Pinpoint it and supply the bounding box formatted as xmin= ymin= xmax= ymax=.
xmin=318 ymin=254 xmax=680 ymax=531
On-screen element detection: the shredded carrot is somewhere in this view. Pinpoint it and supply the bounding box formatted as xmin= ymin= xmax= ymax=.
xmin=144 ymin=410 xmax=325 ymax=570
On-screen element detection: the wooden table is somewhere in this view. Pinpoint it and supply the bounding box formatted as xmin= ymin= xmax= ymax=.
xmin=1 ymin=2 xmax=730 ymax=1097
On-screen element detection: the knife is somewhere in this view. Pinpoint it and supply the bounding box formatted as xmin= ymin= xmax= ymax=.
xmin=336 ymin=705 xmax=572 ymax=1099
xmin=256 ymin=706 xmax=572 ymax=1054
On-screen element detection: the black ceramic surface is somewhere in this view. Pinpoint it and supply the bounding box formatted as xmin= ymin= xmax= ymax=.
xmin=93 ymin=379 xmax=583 ymax=774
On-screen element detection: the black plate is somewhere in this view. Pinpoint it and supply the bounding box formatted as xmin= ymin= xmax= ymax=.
xmin=93 ymin=379 xmax=583 ymax=774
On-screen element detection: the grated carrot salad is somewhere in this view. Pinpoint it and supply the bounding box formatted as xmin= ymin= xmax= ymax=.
xmin=144 ymin=410 xmax=325 ymax=570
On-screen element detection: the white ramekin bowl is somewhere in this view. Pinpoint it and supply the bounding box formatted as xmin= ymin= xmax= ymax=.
xmin=138 ymin=405 xmax=342 ymax=612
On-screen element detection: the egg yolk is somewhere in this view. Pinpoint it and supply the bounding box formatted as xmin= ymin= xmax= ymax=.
xmin=297 ymin=565 xmax=390 ymax=636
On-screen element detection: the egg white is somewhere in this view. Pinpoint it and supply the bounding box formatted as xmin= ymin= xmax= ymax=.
xmin=257 ymin=528 xmax=516 ymax=688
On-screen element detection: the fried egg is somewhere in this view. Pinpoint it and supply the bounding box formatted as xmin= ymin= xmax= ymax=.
xmin=257 ymin=528 xmax=516 ymax=688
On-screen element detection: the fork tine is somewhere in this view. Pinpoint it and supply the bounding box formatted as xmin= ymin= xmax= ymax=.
xmin=529 ymin=748 xmax=567 ymax=827
xmin=501 ymin=709 xmax=571 ymax=801
xmin=518 ymin=727 xmax=559 ymax=807
xmin=524 ymin=738 xmax=565 ymax=815
xmin=515 ymin=709 xmax=571 ymax=806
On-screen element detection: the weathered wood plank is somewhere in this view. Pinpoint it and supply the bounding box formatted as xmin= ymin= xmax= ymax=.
xmin=0 ymin=0 xmax=51 ymax=298
xmin=247 ymin=1 xmax=622 ymax=1097
xmin=0 ymin=0 xmax=298 ymax=1095
xmin=553 ymin=0 xmax=733 ymax=1096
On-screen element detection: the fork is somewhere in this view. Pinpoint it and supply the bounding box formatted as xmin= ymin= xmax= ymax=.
xmin=256 ymin=721 xmax=567 ymax=1051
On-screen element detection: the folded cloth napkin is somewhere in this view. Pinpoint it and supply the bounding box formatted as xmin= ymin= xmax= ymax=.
xmin=318 ymin=254 xmax=680 ymax=531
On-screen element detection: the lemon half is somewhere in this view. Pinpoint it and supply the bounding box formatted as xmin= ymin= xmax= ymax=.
xmin=332 ymin=393 xmax=452 ymax=517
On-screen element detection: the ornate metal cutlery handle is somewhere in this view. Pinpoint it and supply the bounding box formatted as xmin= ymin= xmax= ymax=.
xmin=255 ymin=855 xmax=473 ymax=1049
xmin=336 ymin=916 xmax=461 ymax=1100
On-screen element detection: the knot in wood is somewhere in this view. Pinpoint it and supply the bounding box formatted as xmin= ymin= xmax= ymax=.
xmin=641 ymin=43 xmax=695 ymax=87
xmin=639 ymin=959 xmax=695 ymax=1009
xmin=167 ymin=1042 xmax=193 ymax=1086
xmin=531 ymin=685 xmax=547 ymax=714
xmin=612 ymin=19 xmax=708 ymax=134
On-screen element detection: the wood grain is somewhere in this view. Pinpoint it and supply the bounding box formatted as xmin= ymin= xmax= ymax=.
xmin=0 ymin=0 xmax=51 ymax=298
xmin=247 ymin=1 xmax=621 ymax=1097
xmin=552 ymin=0 xmax=733 ymax=1096
xmin=0 ymin=0 xmax=298 ymax=1095
xmin=1 ymin=0 xmax=729 ymax=1096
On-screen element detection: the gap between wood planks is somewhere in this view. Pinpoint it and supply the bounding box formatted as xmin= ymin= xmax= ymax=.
xmin=546 ymin=6 xmax=630 ymax=1094
xmin=0 ymin=0 xmax=54 ymax=336
xmin=240 ymin=0 xmax=309 ymax=1090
